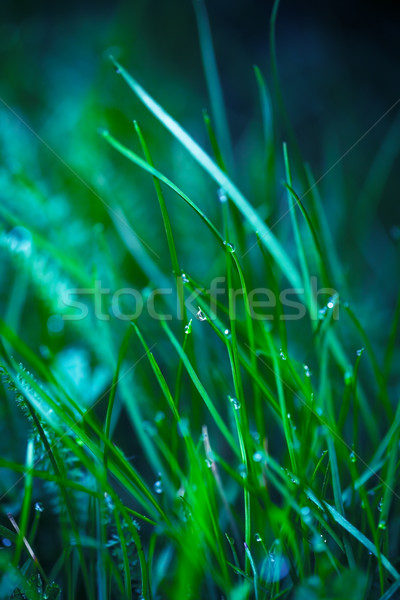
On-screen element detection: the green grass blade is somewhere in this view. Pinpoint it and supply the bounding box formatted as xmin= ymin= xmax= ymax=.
xmin=192 ymin=0 xmax=233 ymax=171
xmin=109 ymin=58 xmax=302 ymax=291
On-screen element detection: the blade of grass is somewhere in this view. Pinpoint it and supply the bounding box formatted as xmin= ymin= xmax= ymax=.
xmin=109 ymin=58 xmax=302 ymax=291
xmin=192 ymin=0 xmax=233 ymax=171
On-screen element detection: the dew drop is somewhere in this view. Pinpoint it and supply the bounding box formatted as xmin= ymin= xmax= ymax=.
xmin=303 ymin=364 xmax=311 ymax=378
xmin=228 ymin=395 xmax=241 ymax=410
xmin=154 ymin=411 xmax=165 ymax=424
xmin=205 ymin=458 xmax=213 ymax=469
xmin=35 ymin=501 xmax=44 ymax=513
xmin=181 ymin=273 xmax=189 ymax=284
xmin=184 ymin=319 xmax=192 ymax=335
xmin=142 ymin=421 xmax=156 ymax=437
xmin=98 ymin=127 xmax=109 ymax=137
xmin=223 ymin=241 xmax=235 ymax=253
xmin=312 ymin=534 xmax=327 ymax=552
xmin=300 ymin=506 xmax=312 ymax=523
xmin=255 ymin=533 xmax=262 ymax=542
xmin=2 ymin=538 xmax=12 ymax=547
xmin=7 ymin=226 xmax=32 ymax=256
xmin=39 ymin=345 xmax=51 ymax=359
xmin=253 ymin=451 xmax=263 ymax=463
xmin=238 ymin=463 xmax=247 ymax=478
xmin=378 ymin=520 xmax=386 ymax=530
xmin=47 ymin=315 xmax=64 ymax=334
xmin=378 ymin=498 xmax=383 ymax=513
xmin=218 ymin=188 xmax=227 ymax=203
xmin=178 ymin=418 xmax=190 ymax=438
xmin=154 ymin=479 xmax=163 ymax=494
xmin=279 ymin=349 xmax=287 ymax=361
xmin=327 ymin=298 xmax=335 ymax=309
xmin=196 ymin=308 xmax=206 ymax=321
xmin=104 ymin=493 xmax=115 ymax=511
xmin=318 ymin=307 xmax=327 ymax=320
xmin=224 ymin=329 xmax=230 ymax=336
xmin=356 ymin=348 xmax=365 ymax=357
xmin=344 ymin=368 xmax=353 ymax=385
xmin=349 ymin=451 xmax=356 ymax=463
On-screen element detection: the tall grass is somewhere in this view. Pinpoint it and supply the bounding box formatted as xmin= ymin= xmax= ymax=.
xmin=0 ymin=1 xmax=399 ymax=599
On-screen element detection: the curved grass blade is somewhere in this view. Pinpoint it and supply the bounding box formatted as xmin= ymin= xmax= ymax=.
xmin=101 ymin=129 xmax=224 ymax=245
xmin=109 ymin=58 xmax=302 ymax=291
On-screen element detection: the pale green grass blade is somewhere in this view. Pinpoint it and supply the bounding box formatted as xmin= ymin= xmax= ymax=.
xmin=109 ymin=58 xmax=302 ymax=291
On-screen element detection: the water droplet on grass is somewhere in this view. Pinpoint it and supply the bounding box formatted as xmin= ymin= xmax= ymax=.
xmin=238 ymin=464 xmax=247 ymax=478
xmin=303 ymin=364 xmax=311 ymax=377
xmin=196 ymin=308 xmax=206 ymax=321
xmin=378 ymin=520 xmax=386 ymax=530
xmin=344 ymin=368 xmax=353 ymax=385
xmin=349 ymin=451 xmax=356 ymax=463
xmin=312 ymin=534 xmax=327 ymax=552
xmin=223 ymin=241 xmax=235 ymax=253
xmin=327 ymin=298 xmax=335 ymax=309
xmin=181 ymin=273 xmax=189 ymax=284
xmin=253 ymin=451 xmax=263 ymax=463
xmin=2 ymin=538 xmax=12 ymax=547
xmin=104 ymin=493 xmax=115 ymax=511
xmin=154 ymin=411 xmax=165 ymax=424
xmin=154 ymin=479 xmax=163 ymax=494
xmin=205 ymin=458 xmax=213 ymax=468
xmin=356 ymin=348 xmax=365 ymax=357
xmin=224 ymin=328 xmax=230 ymax=336
xmin=184 ymin=319 xmax=192 ymax=335
xmin=7 ymin=226 xmax=32 ymax=256
xmin=279 ymin=349 xmax=287 ymax=360
xmin=378 ymin=498 xmax=383 ymax=512
xmin=39 ymin=345 xmax=51 ymax=359
xmin=255 ymin=533 xmax=262 ymax=542
xmin=218 ymin=188 xmax=227 ymax=203
xmin=228 ymin=395 xmax=241 ymax=410
xmin=178 ymin=418 xmax=190 ymax=437
xmin=47 ymin=315 xmax=64 ymax=334
xmin=300 ymin=506 xmax=312 ymax=524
